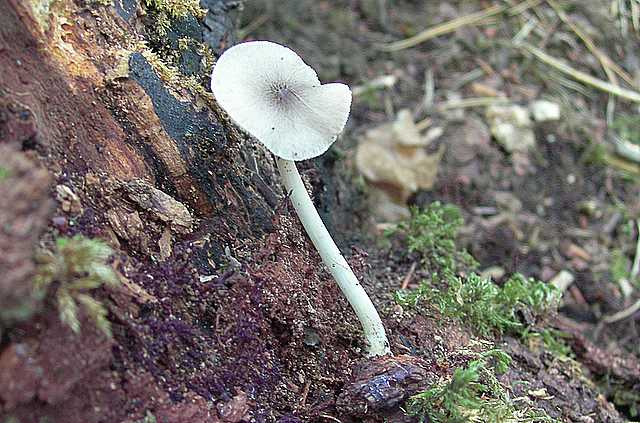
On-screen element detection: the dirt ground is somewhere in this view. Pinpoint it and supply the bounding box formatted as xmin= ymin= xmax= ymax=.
xmin=2 ymin=0 xmax=640 ymax=422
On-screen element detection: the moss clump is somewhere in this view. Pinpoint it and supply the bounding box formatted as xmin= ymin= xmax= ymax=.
xmin=397 ymin=272 xmax=559 ymax=338
xmin=393 ymin=201 xmax=560 ymax=338
xmin=612 ymin=113 xmax=640 ymax=145
xmin=137 ymin=44 xmax=210 ymax=97
xmin=143 ymin=0 xmax=205 ymax=19
xmin=406 ymin=349 xmax=553 ymax=423
xmin=139 ymin=46 xmax=181 ymax=82
xmin=136 ymin=411 xmax=158 ymax=423
xmin=610 ymin=248 xmax=631 ymax=283
xmin=35 ymin=236 xmax=119 ymax=336
xmin=0 ymin=166 xmax=10 ymax=181
xmin=394 ymin=202 xmax=564 ymax=422
xmin=142 ymin=0 xmax=206 ymax=35
xmin=523 ymin=328 xmax=573 ymax=360
xmin=387 ymin=202 xmax=477 ymax=273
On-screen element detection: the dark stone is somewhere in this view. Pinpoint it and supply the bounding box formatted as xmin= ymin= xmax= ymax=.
xmin=114 ymin=0 xmax=138 ymax=21
xmin=202 ymin=0 xmax=241 ymax=51
xmin=336 ymin=355 xmax=435 ymax=417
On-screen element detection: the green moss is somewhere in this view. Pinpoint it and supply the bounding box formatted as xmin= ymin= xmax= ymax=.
xmin=406 ymin=349 xmax=554 ymax=422
xmin=177 ymin=37 xmax=191 ymax=51
xmin=139 ymin=46 xmax=180 ymax=81
xmin=612 ymin=114 xmax=640 ymax=145
xmin=136 ymin=411 xmax=157 ymax=423
xmin=599 ymin=376 xmax=640 ymax=418
xmin=138 ymin=45 xmax=209 ymax=98
xmin=35 ymin=236 xmax=119 ymax=336
xmin=523 ymin=328 xmax=573 ymax=360
xmin=143 ymin=0 xmax=204 ymax=20
xmin=0 ymin=167 xmax=10 ymax=181
xmin=141 ymin=0 xmax=205 ymax=35
xmin=610 ymin=248 xmax=630 ymax=283
xmin=397 ymin=272 xmax=559 ymax=338
xmin=392 ymin=203 xmax=569 ymax=421
xmin=387 ymin=202 xmax=477 ymax=273
xmin=394 ymin=202 xmax=563 ymax=349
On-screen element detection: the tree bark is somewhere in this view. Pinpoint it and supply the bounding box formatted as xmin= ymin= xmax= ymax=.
xmin=0 ymin=0 xmax=285 ymax=421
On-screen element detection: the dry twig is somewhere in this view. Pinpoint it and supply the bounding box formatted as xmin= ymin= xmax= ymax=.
xmin=320 ymin=414 xmax=343 ymax=423
xmin=400 ymin=262 xmax=417 ymax=290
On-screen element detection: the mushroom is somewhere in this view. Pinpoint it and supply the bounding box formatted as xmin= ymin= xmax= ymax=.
xmin=211 ymin=41 xmax=390 ymax=357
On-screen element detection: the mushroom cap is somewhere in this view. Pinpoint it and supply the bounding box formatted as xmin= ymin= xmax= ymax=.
xmin=211 ymin=41 xmax=352 ymax=161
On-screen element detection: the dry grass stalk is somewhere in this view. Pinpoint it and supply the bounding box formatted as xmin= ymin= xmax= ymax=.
xmin=522 ymin=43 xmax=640 ymax=103
xmin=435 ymin=97 xmax=511 ymax=111
xmin=379 ymin=4 xmax=507 ymax=52
xmin=547 ymin=0 xmax=635 ymax=87
xmin=379 ymin=0 xmax=544 ymax=52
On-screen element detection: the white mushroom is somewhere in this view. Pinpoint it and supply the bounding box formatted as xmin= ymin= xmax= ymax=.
xmin=211 ymin=41 xmax=352 ymax=160
xmin=211 ymin=41 xmax=390 ymax=357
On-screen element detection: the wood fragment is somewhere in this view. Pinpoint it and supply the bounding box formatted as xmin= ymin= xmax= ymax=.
xmin=400 ymin=262 xmax=417 ymax=290
xmin=569 ymin=285 xmax=587 ymax=305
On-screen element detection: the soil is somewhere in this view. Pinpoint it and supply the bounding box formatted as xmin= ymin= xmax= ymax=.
xmin=1 ymin=0 xmax=640 ymax=422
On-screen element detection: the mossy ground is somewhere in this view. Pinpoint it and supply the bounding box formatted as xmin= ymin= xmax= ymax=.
xmin=386 ymin=204 xmax=562 ymax=422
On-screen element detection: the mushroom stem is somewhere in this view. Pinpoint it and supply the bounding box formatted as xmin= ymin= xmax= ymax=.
xmin=277 ymin=158 xmax=391 ymax=357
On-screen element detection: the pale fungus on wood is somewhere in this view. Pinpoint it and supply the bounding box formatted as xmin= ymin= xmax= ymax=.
xmin=211 ymin=41 xmax=390 ymax=357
